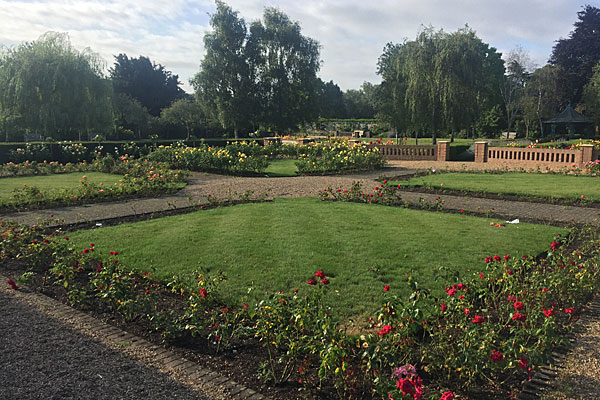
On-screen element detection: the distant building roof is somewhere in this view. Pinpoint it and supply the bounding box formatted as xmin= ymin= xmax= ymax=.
xmin=544 ymin=104 xmax=592 ymax=124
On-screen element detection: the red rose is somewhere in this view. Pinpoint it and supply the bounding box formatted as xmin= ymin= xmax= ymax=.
xmin=378 ymin=325 xmax=393 ymax=336
xmin=518 ymin=356 xmax=529 ymax=370
xmin=493 ymin=255 xmax=501 ymax=262
xmin=440 ymin=391 xmax=454 ymax=400
xmin=396 ymin=378 xmax=415 ymax=395
xmin=440 ymin=303 xmax=447 ymax=312
xmin=484 ymin=256 xmax=493 ymax=263
xmin=551 ymin=241 xmax=560 ymax=251
xmin=83 ymin=248 xmax=89 ymax=254
xmin=464 ymin=308 xmax=471 ymax=315
xmin=384 ymin=285 xmax=390 ymax=291
xmin=513 ymin=301 xmax=524 ymax=310
xmin=479 ymin=273 xmax=485 ymax=280
xmin=446 ymin=287 xmax=457 ymax=296
xmin=512 ymin=312 xmax=526 ymax=322
xmin=307 ymin=277 xmax=317 ymax=285
xmin=543 ymin=308 xmax=555 ymax=318
xmin=7 ymin=279 xmax=19 ymax=290
xmin=504 ymin=254 xmax=510 ymax=260
xmin=321 ymin=278 xmax=330 ymax=285
xmin=199 ymin=289 xmax=207 ymax=298
xmin=490 ymin=350 xmax=503 ymax=363
xmin=315 ymin=270 xmax=325 ymax=279
xmin=472 ymin=315 xmax=484 ymax=324
xmin=565 ymin=307 xmax=575 ymax=314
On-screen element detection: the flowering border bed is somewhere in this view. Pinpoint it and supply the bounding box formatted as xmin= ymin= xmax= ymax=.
xmin=0 ymin=155 xmax=189 ymax=211
xmin=2 ymin=203 xmax=599 ymax=400
xmin=147 ymin=139 xmax=386 ymax=177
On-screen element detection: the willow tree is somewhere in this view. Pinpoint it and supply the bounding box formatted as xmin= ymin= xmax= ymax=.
xmin=0 ymin=32 xmax=113 ymax=141
xmin=376 ymin=26 xmax=504 ymax=142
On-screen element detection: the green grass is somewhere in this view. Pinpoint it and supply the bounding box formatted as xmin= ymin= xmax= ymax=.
xmin=0 ymin=172 xmax=123 ymax=201
xmin=395 ymin=172 xmax=600 ymax=202
xmin=265 ymin=159 xmax=298 ymax=177
xmin=69 ymin=198 xmax=562 ymax=317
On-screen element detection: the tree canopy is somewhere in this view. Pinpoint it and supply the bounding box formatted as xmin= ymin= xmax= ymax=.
xmin=550 ymin=5 xmax=600 ymax=104
xmin=110 ymin=54 xmax=185 ymax=117
xmin=0 ymin=32 xmax=113 ymax=141
xmin=376 ymin=26 xmax=504 ymax=141
xmin=192 ymin=1 xmax=320 ymax=136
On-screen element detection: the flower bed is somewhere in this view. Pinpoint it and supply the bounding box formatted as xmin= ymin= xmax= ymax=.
xmin=295 ymin=139 xmax=386 ymax=175
xmin=147 ymin=142 xmax=270 ymax=175
xmin=2 ymin=213 xmax=598 ymax=399
xmin=0 ymin=155 xmax=188 ymax=211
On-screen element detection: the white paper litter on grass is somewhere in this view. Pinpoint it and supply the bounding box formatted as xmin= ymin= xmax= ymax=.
xmin=506 ymin=219 xmax=520 ymax=224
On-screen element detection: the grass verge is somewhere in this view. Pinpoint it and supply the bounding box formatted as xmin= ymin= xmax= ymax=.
xmin=69 ymin=197 xmax=563 ymax=317
xmin=395 ymin=172 xmax=600 ymax=203
xmin=0 ymin=172 xmax=123 ymax=201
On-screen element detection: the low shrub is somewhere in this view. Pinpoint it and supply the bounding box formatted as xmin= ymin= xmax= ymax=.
xmin=296 ymin=139 xmax=386 ymax=175
xmin=148 ymin=142 xmax=269 ymax=175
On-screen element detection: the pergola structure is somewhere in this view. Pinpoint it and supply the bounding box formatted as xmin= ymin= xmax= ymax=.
xmin=543 ymin=104 xmax=592 ymax=140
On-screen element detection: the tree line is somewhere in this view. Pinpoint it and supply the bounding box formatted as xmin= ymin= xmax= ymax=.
xmin=0 ymin=3 xmax=599 ymax=142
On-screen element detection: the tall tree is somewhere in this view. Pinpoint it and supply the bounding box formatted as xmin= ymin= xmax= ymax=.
xmin=501 ymin=46 xmax=533 ymax=133
xmin=375 ymin=42 xmax=410 ymax=135
xmin=583 ymin=60 xmax=600 ymax=126
xmin=160 ymin=99 xmax=205 ymax=140
xmin=191 ymin=0 xmax=252 ymax=138
xmin=343 ymin=84 xmax=375 ymax=119
xmin=0 ymin=32 xmax=113 ymax=141
xmin=110 ymin=54 xmax=184 ymax=117
xmin=112 ymin=93 xmax=152 ymax=139
xmin=550 ymin=5 xmax=600 ymax=105
xmin=317 ymin=79 xmax=346 ymax=118
xmin=521 ymin=65 xmax=561 ymax=137
xmin=248 ymin=7 xmax=321 ymax=133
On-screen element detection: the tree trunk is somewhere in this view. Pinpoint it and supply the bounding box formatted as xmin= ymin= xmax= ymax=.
xmin=234 ymin=127 xmax=239 ymax=139
xmin=451 ymin=130 xmax=455 ymax=143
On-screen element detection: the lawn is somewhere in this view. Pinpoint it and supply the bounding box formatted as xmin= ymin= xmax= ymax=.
xmin=265 ymin=159 xmax=298 ymax=177
xmin=69 ymin=197 xmax=563 ymax=317
xmin=395 ymin=172 xmax=600 ymax=202
xmin=0 ymin=172 xmax=123 ymax=201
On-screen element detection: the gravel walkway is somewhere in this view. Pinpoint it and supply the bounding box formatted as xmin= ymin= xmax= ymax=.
xmin=0 ymin=286 xmax=213 ymax=400
xmin=540 ymin=300 xmax=600 ymax=400
xmin=1 ymin=166 xmax=598 ymax=226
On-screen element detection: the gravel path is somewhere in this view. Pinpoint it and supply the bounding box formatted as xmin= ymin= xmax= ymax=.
xmin=540 ymin=300 xmax=600 ymax=400
xmin=0 ymin=287 xmax=212 ymax=400
xmin=1 ymin=166 xmax=598 ymax=226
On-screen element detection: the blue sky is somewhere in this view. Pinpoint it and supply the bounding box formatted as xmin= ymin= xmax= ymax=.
xmin=0 ymin=0 xmax=594 ymax=92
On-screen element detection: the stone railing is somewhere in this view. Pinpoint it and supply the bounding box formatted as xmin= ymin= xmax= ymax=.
xmin=475 ymin=142 xmax=597 ymax=169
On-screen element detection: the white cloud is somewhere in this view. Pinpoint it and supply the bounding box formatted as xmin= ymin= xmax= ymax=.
xmin=0 ymin=0 xmax=588 ymax=91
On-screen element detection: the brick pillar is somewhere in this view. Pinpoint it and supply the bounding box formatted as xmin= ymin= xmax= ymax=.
xmin=474 ymin=141 xmax=488 ymax=163
xmin=437 ymin=141 xmax=450 ymax=161
xmin=580 ymin=144 xmax=595 ymax=167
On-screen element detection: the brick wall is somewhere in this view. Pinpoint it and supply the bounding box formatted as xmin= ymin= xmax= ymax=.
xmin=369 ymin=141 xmax=450 ymax=161
xmin=475 ymin=142 xmax=597 ymax=169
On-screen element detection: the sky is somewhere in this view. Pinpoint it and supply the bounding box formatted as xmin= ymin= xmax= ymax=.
xmin=0 ymin=0 xmax=596 ymax=93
